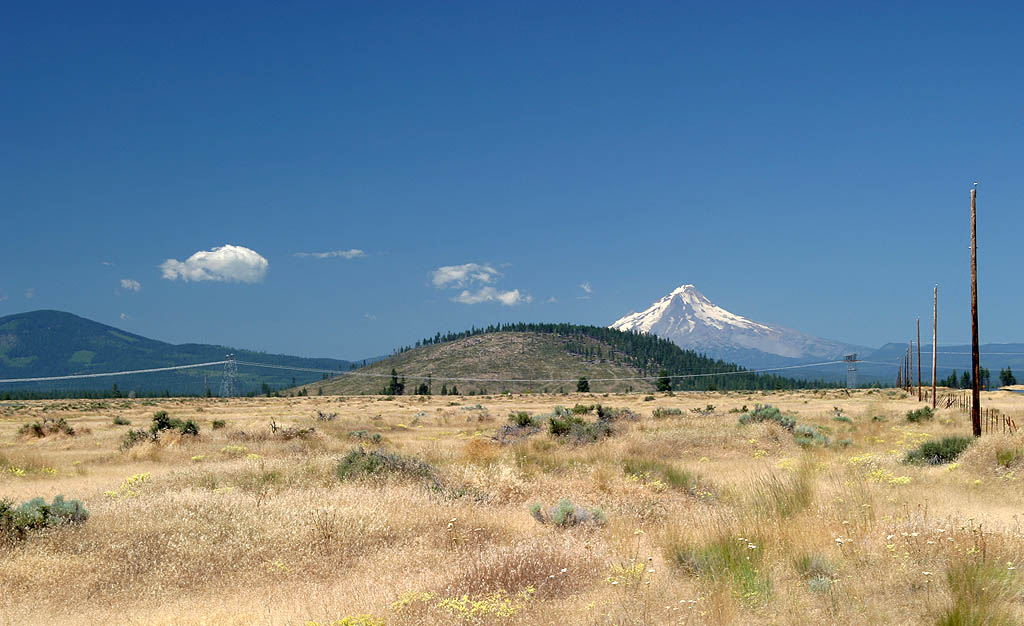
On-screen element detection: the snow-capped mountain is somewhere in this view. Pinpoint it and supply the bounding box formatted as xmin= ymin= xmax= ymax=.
xmin=610 ymin=285 xmax=864 ymax=368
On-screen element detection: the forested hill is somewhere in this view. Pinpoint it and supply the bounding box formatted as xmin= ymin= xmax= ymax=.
xmin=308 ymin=323 xmax=835 ymax=395
xmin=0 ymin=310 xmax=355 ymax=396
xmin=406 ymin=322 xmax=835 ymax=390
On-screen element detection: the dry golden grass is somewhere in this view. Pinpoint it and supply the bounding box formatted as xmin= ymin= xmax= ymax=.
xmin=1 ymin=389 xmax=1024 ymax=625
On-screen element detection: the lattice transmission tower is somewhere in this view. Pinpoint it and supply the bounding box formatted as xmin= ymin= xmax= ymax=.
xmin=845 ymin=354 xmax=859 ymax=389
xmin=219 ymin=354 xmax=238 ymax=397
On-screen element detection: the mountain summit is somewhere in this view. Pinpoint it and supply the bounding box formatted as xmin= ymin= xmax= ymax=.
xmin=610 ymin=285 xmax=862 ymax=367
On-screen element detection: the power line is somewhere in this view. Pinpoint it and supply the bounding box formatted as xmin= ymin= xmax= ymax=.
xmin=238 ymin=358 xmax=849 ymax=383
xmin=0 ymin=361 xmax=228 ymax=384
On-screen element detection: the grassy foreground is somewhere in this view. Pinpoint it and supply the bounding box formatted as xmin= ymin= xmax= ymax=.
xmin=2 ymin=389 xmax=1024 ymax=625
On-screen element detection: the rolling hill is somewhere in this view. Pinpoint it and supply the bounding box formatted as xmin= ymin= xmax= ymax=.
xmin=298 ymin=323 xmax=837 ymax=395
xmin=0 ymin=310 xmax=356 ymax=396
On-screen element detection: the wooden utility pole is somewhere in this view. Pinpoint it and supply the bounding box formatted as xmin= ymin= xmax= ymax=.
xmin=917 ymin=319 xmax=922 ymax=401
xmin=970 ymin=186 xmax=981 ymax=437
xmin=932 ymin=286 xmax=938 ymax=409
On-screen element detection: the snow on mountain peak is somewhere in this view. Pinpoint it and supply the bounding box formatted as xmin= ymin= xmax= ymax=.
xmin=610 ymin=285 xmax=857 ymax=362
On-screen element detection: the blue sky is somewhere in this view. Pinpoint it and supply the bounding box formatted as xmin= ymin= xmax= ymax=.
xmin=2 ymin=2 xmax=1022 ymax=360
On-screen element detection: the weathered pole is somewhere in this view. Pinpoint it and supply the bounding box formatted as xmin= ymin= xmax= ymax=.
xmin=932 ymin=285 xmax=938 ymax=409
xmin=917 ymin=318 xmax=922 ymax=401
xmin=970 ymin=186 xmax=981 ymax=437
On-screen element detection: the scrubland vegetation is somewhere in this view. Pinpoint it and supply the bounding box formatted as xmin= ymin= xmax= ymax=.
xmin=2 ymin=389 xmax=1024 ymax=625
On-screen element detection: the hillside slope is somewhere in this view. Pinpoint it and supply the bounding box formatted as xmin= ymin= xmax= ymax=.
xmin=0 ymin=310 xmax=354 ymax=395
xmin=299 ymin=324 xmax=835 ymax=396
xmin=298 ymin=331 xmax=652 ymax=395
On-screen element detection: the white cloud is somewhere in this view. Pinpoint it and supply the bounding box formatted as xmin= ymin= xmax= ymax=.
xmin=120 ymin=279 xmax=141 ymax=292
xmin=580 ymin=282 xmax=593 ymax=294
xmin=546 ymin=296 xmax=558 ymax=303
xmin=24 ymin=288 xmax=35 ymax=299
xmin=160 ymin=244 xmax=269 ymax=283
xmin=431 ymin=263 xmax=500 ymax=288
xmin=101 ymin=261 xmax=114 ymax=266
xmin=364 ymin=313 xmax=376 ymax=320
xmin=120 ymin=313 xmax=130 ymax=320
xmin=294 ymin=249 xmax=366 ymax=260
xmin=452 ymin=287 xmax=531 ymax=306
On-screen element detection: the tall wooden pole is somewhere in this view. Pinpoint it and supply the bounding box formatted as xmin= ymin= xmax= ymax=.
xmin=917 ymin=319 xmax=922 ymax=401
xmin=932 ymin=286 xmax=938 ymax=409
xmin=971 ymin=187 xmax=981 ymax=437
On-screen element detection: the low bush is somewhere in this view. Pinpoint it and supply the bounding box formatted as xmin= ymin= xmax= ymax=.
xmin=652 ymin=407 xmax=683 ymax=419
xmin=18 ymin=416 xmax=74 ymax=438
xmin=335 ymin=447 xmax=437 ymax=483
xmin=737 ymin=405 xmax=795 ymax=431
xmin=906 ymin=406 xmax=935 ymax=423
xmin=529 ymin=498 xmax=606 ymax=527
xmin=112 ymin=416 xmax=131 ymax=426
xmin=571 ymin=404 xmax=595 ymax=415
xmin=548 ymin=415 xmax=612 ymax=444
xmin=508 ymin=411 xmax=539 ymax=428
xmin=211 ymin=419 xmax=226 ymax=430
xmin=905 ymin=436 xmax=972 ymax=465
xmin=120 ymin=429 xmax=151 ymax=451
xmin=151 ymin=411 xmax=200 ymax=437
xmin=794 ymin=424 xmax=831 ymax=448
xmin=643 ymin=395 xmax=656 ymax=402
xmin=348 ymin=430 xmax=383 ymax=444
xmin=1 ymin=495 xmax=89 ymax=542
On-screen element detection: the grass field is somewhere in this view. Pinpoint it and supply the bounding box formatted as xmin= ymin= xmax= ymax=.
xmin=3 ymin=389 xmax=1024 ymax=625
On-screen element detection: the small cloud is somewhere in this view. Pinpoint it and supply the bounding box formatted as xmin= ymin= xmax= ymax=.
xmin=24 ymin=288 xmax=35 ymax=299
xmin=364 ymin=313 xmax=376 ymax=320
xmin=294 ymin=249 xmax=366 ymax=260
xmin=580 ymin=282 xmax=593 ymax=294
xmin=431 ymin=263 xmax=500 ymax=288
xmin=161 ymin=244 xmax=269 ymax=283
xmin=101 ymin=261 xmax=114 ymax=266
xmin=452 ymin=287 xmax=531 ymax=306
xmin=546 ymin=296 xmax=558 ymax=303
xmin=120 ymin=313 xmax=130 ymax=321
xmin=120 ymin=279 xmax=141 ymax=292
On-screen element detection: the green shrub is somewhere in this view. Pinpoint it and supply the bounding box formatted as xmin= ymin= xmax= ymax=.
xmin=794 ymin=424 xmax=831 ymax=448
xmin=643 ymin=395 xmax=656 ymax=402
xmin=150 ymin=411 xmax=200 ymax=436
xmin=348 ymin=430 xmax=384 ymax=444
xmin=112 ymin=416 xmax=131 ymax=426
xmin=508 ymin=412 xmax=538 ymax=428
xmin=906 ymin=406 xmax=935 ymax=422
xmin=120 ymin=429 xmax=151 ymax=451
xmin=529 ymin=498 xmax=606 ymax=527
xmin=211 ymin=419 xmax=226 ymax=430
xmin=548 ymin=415 xmax=612 ymax=443
xmin=905 ymin=437 xmax=972 ymax=465
xmin=571 ymin=404 xmax=595 ymax=415
xmin=335 ymin=447 xmax=436 ymax=483
xmin=18 ymin=417 xmax=74 ymax=437
xmin=652 ymin=407 xmax=683 ymax=419
xmin=1 ymin=495 xmax=89 ymax=541
xmin=737 ymin=405 xmax=795 ymax=431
